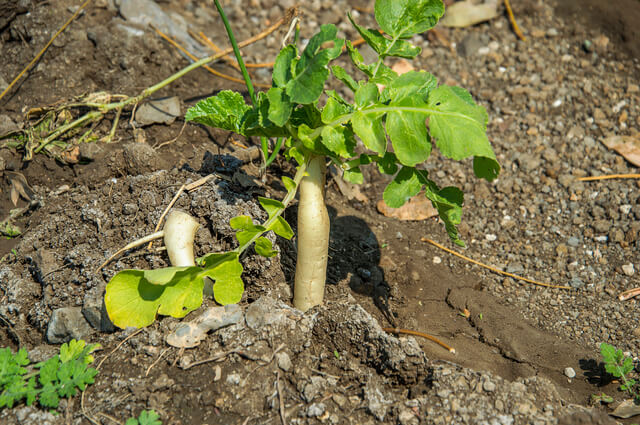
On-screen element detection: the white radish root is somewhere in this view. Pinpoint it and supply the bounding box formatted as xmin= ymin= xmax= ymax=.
xmin=293 ymin=156 xmax=330 ymax=312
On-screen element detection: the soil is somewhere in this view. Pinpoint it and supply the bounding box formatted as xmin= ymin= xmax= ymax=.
xmin=1 ymin=0 xmax=639 ymax=424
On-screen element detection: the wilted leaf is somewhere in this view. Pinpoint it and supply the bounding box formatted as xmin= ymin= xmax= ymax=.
xmin=440 ymin=0 xmax=500 ymax=28
xmin=601 ymin=134 xmax=640 ymax=167
xmin=377 ymin=193 xmax=437 ymax=220
xmin=611 ymin=399 xmax=640 ymax=419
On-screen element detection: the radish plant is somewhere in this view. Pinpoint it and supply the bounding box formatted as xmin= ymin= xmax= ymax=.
xmin=104 ymin=0 xmax=499 ymax=327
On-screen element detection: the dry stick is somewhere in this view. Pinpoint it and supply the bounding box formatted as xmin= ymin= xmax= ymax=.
xmin=180 ymin=348 xmax=239 ymax=370
xmin=96 ymin=230 xmax=164 ymax=271
xmin=153 ymin=119 xmax=187 ymax=150
xmin=579 ymin=174 xmax=640 ymax=181
xmin=0 ymin=0 xmax=93 ymax=102
xmin=504 ymin=0 xmax=526 ymax=41
xmin=145 ymin=347 xmax=171 ymax=377
xmin=277 ymin=371 xmax=287 ymax=425
xmin=619 ymin=288 xmax=640 ymax=301
xmin=383 ymin=327 xmax=456 ymax=354
xmin=154 ymin=26 xmax=271 ymax=88
xmin=422 ymin=238 xmax=572 ymax=290
xmin=34 ymin=8 xmax=294 ymax=154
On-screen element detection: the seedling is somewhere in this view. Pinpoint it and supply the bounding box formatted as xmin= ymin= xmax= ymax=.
xmin=600 ymin=343 xmax=640 ymax=402
xmin=104 ymin=0 xmax=499 ymax=327
xmin=126 ymin=410 xmax=162 ymax=425
xmin=0 ymin=339 xmax=100 ymax=409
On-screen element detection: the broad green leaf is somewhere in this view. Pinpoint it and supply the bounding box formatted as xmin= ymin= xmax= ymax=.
xmin=376 ymin=152 xmax=399 ymax=174
xmin=331 ymin=65 xmax=358 ymax=92
xmin=298 ymin=124 xmax=327 ymax=155
xmin=144 ymin=266 xmax=192 ymax=285
xmin=272 ymin=44 xmax=297 ymax=87
xmin=259 ymin=197 xmax=285 ymax=218
xmin=343 ymin=167 xmax=364 ymax=184
xmin=285 ymin=24 xmax=344 ymax=104
xmin=105 ymin=267 xmax=204 ymax=328
xmin=375 ymin=0 xmax=445 ymax=38
xmin=386 ymin=70 xmax=437 ymax=103
xmin=269 ymin=216 xmax=294 ymax=239
xmin=285 ymin=146 xmax=305 ymax=165
xmin=230 ymin=215 xmax=254 ymax=230
xmin=242 ymin=92 xmax=289 ymax=137
xmin=600 ymin=343 xmax=616 ymax=364
xmin=200 ymin=252 xmax=244 ymax=305
xmin=424 ymin=182 xmax=465 ymax=246
xmin=383 ymin=166 xmax=424 ymax=208
xmin=348 ymin=13 xmax=421 ymax=58
xmin=352 ymin=110 xmax=386 ymax=154
xmin=185 ymin=91 xmax=251 ymax=134
xmin=266 ymin=87 xmax=293 ymax=127
xmin=321 ymin=96 xmax=351 ymax=124
xmin=282 ymin=176 xmax=296 ymax=192
xmin=354 ymin=82 xmax=379 ymax=108
xmin=427 ymin=85 xmax=494 ymax=162
xmin=290 ymin=104 xmax=323 ymax=129
xmin=255 ymin=237 xmax=277 ymax=257
xmin=321 ymin=125 xmax=355 ymax=158
xmin=473 ymin=156 xmax=500 ymax=181
xmin=386 ymin=96 xmax=431 ymax=166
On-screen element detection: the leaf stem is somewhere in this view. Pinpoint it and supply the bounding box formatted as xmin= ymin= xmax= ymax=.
xmin=234 ymin=154 xmax=309 ymax=256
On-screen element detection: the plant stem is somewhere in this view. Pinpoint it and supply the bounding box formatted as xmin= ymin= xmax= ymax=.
xmin=293 ymin=155 xmax=329 ymax=311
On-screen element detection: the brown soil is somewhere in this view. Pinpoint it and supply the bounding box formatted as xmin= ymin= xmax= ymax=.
xmin=1 ymin=0 xmax=639 ymax=424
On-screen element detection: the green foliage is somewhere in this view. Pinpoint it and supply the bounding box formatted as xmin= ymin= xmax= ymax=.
xmin=0 ymin=340 xmax=100 ymax=410
xmin=126 ymin=410 xmax=162 ymax=425
xmin=106 ymin=0 xmax=500 ymax=329
xmin=600 ymin=343 xmax=640 ymax=401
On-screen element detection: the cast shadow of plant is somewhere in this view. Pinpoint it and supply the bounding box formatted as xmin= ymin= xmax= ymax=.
xmin=580 ymin=358 xmax=614 ymax=387
xmin=281 ymin=204 xmax=395 ymax=325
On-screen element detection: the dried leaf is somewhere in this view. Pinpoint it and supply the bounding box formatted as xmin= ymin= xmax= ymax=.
xmin=10 ymin=184 xmax=19 ymax=206
xmin=611 ymin=398 xmax=640 ymax=419
xmin=166 ymin=305 xmax=243 ymax=348
xmin=334 ymin=173 xmax=369 ymax=203
xmin=440 ymin=0 xmax=500 ymax=28
xmin=377 ymin=194 xmax=438 ymax=221
xmin=8 ymin=171 xmax=33 ymax=205
xmin=601 ymin=134 xmax=640 ymax=167
xmin=391 ymin=59 xmax=415 ymax=75
xmin=60 ymin=145 xmax=80 ymax=164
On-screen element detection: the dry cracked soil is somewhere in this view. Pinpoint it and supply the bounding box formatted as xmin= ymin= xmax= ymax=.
xmin=1 ymin=0 xmax=639 ymax=424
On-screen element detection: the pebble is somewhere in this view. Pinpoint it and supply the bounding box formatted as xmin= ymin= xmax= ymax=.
xmin=433 ymin=256 xmax=442 ymax=264
xmin=569 ymin=278 xmax=585 ymax=289
xmin=482 ymin=380 xmax=496 ymax=392
xmin=306 ymin=403 xmax=326 ymax=417
xmin=276 ymin=351 xmax=292 ymax=372
xmin=46 ymin=307 xmax=93 ymax=344
xmin=622 ymin=264 xmax=635 ymax=276
xmin=485 ymin=234 xmax=497 ymax=241
xmin=567 ymin=237 xmax=580 ymax=247
xmin=564 ymin=367 xmax=576 ymax=379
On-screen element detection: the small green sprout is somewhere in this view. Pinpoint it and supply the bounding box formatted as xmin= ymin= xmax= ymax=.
xmin=600 ymin=343 xmax=639 ymax=401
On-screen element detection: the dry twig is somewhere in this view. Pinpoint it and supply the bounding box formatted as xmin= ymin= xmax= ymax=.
xmin=277 ymin=371 xmax=287 ymax=425
xmin=504 ymin=0 xmax=526 ymax=41
xmin=578 ymin=174 xmax=640 ymax=181
xmin=383 ymin=327 xmax=456 ymax=354
xmin=422 ymin=238 xmax=572 ymax=289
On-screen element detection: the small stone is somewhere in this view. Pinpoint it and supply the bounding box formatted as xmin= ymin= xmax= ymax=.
xmin=506 ymin=262 xmax=524 ymax=274
xmin=555 ymin=244 xmax=568 ymax=256
xmin=306 ymin=403 xmax=326 ymax=418
xmin=226 ymin=372 xmax=241 ymax=385
xmin=276 ymin=351 xmax=292 ymax=372
xmin=46 ymin=307 xmax=93 ymax=344
xmin=564 ymin=367 xmax=576 ymax=379
xmin=485 ymin=234 xmax=497 ymax=241
xmin=0 ymin=115 xmax=19 ymax=136
xmin=396 ymin=232 xmax=403 ymax=239
xmin=213 ymin=365 xmax=222 ymax=381
xmin=483 ymin=380 xmax=496 ymax=392
xmin=433 ymin=256 xmax=441 ymax=264
xmin=622 ymin=264 xmax=635 ymax=276
xmin=567 ymin=237 xmax=580 ymax=247
xmin=546 ymin=28 xmax=559 ymax=37
xmin=620 ymin=204 xmax=632 ymax=215
xmin=398 ymin=407 xmax=419 ymax=425
xmin=569 ymin=278 xmax=584 ymax=289
xmin=628 ymin=84 xmax=640 ymax=93
xmin=135 ymin=96 xmax=181 ymax=125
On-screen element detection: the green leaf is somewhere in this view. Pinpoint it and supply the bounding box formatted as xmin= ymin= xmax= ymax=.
xmin=135 ymin=410 xmax=163 ymax=425
xmin=386 ymin=96 xmax=431 ymax=166
xmin=343 ymin=167 xmax=364 ymax=184
xmin=424 ymin=182 xmax=465 ymax=246
xmin=375 ymin=0 xmax=445 ymax=38
xmin=298 ymin=124 xmax=327 ymax=155
xmin=473 ymin=156 xmax=500 ymax=181
xmin=352 ymin=110 xmax=386 ymax=154
xmin=354 ymin=82 xmax=379 ymax=108
xmin=242 ymin=92 xmax=289 ymax=137
xmin=185 ymin=91 xmax=251 ymax=134
xmin=348 ymin=13 xmax=421 ymax=58
xmin=230 ymin=215 xmax=254 ymax=230
xmin=105 ymin=267 xmax=204 ymax=328
xmin=375 ymin=152 xmax=399 ymax=174
xmin=285 ymin=25 xmax=344 ymax=104
xmin=200 ymin=253 xmax=244 ymax=305
xmin=331 ymin=65 xmax=358 ymax=92
xmin=386 ymin=70 xmax=437 ymax=103
xmin=255 ymin=237 xmax=277 ymax=257
xmin=259 ymin=197 xmax=285 ymax=219
xmin=321 ymin=96 xmax=351 ymax=124
xmin=383 ymin=166 xmax=424 ymax=208
xmin=600 ymin=343 xmax=616 ymax=364
xmin=282 ymin=176 xmax=296 ymax=192
xmin=427 ymin=85 xmax=497 ymax=171
xmin=270 ymin=216 xmax=294 ymax=240
xmin=272 ymin=45 xmax=297 ymax=88
xmin=346 ymin=41 xmax=375 ymax=77
xmin=144 ymin=266 xmax=192 ymax=285
xmin=290 ymin=104 xmax=323 ymax=129
xmin=266 ymin=87 xmax=293 ymax=127
xmin=321 ymin=125 xmax=355 ymax=158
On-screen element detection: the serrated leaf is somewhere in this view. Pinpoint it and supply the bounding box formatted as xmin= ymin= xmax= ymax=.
xmin=285 ymin=24 xmax=344 ymax=104
xmin=348 ymin=13 xmax=421 ymax=58
xmin=354 ymin=82 xmax=379 ymax=108
xmin=346 ymin=41 xmax=374 ymax=77
xmin=427 ymin=85 xmax=496 ymax=166
xmin=185 ymin=91 xmax=251 ymax=134
xmin=266 ymin=87 xmax=293 ymax=127
xmin=242 ymin=91 xmax=289 ymax=137
xmin=331 ymin=65 xmax=358 ymax=92
xmin=352 ymin=110 xmax=386 ymax=154
xmin=105 ymin=268 xmax=204 ymax=328
xmin=386 ymin=96 xmax=431 ymax=166
xmin=375 ymin=0 xmax=445 ymax=38
xmin=600 ymin=343 xmax=616 ymax=363
xmin=199 ymin=252 xmax=244 ymax=305
xmin=343 ymin=166 xmax=364 ymax=184
xmin=255 ymin=237 xmax=278 ymax=257
xmin=282 ymin=176 xmax=296 ymax=192
xmin=269 ymin=216 xmax=294 ymax=239
xmin=321 ymin=96 xmax=351 ymax=124
xmin=383 ymin=167 xmax=424 ymax=208
xmin=321 ymin=125 xmax=355 ymax=159
xmin=386 ymin=70 xmax=438 ymax=103
xmin=298 ymin=124 xmax=327 ymax=155
xmin=273 ymin=45 xmax=297 ymax=88
xmin=424 ymin=182 xmax=465 ymax=246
